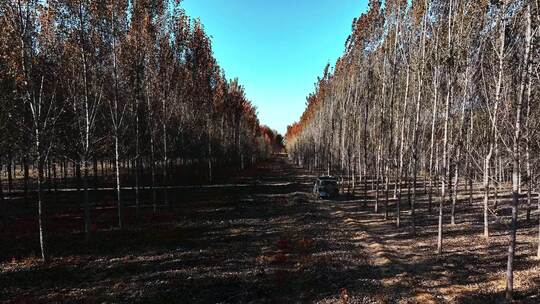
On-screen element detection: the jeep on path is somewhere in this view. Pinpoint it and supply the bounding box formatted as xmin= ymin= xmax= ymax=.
xmin=313 ymin=176 xmax=339 ymax=199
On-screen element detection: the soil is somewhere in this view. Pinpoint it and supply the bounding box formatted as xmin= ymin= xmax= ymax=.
xmin=1 ymin=155 xmax=539 ymax=303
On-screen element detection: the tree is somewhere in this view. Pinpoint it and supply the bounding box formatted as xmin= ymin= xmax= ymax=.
xmin=286 ymin=0 xmax=538 ymax=271
xmin=507 ymin=2 xmax=532 ymax=300
xmin=105 ymin=0 xmax=129 ymax=229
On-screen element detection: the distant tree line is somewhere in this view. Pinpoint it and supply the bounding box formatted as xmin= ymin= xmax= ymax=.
xmin=0 ymin=0 xmax=282 ymax=262
xmin=286 ymin=0 xmax=538 ymax=300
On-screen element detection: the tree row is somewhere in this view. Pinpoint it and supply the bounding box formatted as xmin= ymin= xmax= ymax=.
xmin=286 ymin=0 xmax=538 ymax=299
xmin=0 ymin=0 xmax=281 ymax=262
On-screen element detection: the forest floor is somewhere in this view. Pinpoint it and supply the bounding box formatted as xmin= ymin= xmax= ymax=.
xmin=1 ymin=155 xmax=539 ymax=303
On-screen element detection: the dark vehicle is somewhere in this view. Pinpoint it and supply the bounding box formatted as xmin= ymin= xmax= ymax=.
xmin=313 ymin=176 xmax=339 ymax=199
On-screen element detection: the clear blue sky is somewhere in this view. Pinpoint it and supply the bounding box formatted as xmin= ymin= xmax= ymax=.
xmin=181 ymin=0 xmax=369 ymax=135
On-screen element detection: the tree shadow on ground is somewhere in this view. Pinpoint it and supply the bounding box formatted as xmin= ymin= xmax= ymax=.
xmin=1 ymin=156 xmax=538 ymax=303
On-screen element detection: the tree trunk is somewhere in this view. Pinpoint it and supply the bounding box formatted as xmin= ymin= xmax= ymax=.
xmin=62 ymin=159 xmax=67 ymax=189
xmin=36 ymin=148 xmax=48 ymax=262
xmin=0 ymin=158 xmax=4 ymax=204
xmin=396 ymin=65 xmax=411 ymax=228
xmin=23 ymin=156 xmax=29 ymax=204
xmin=375 ymin=155 xmax=380 ymax=214
xmin=438 ymin=81 xmax=451 ymax=255
xmin=163 ymin=112 xmax=169 ymax=208
xmin=52 ymin=160 xmax=58 ymax=204
xmin=524 ymin=17 xmax=533 ymax=222
xmin=76 ymin=161 xmax=81 ymax=193
xmin=83 ymin=157 xmax=91 ymax=237
xmin=507 ymin=154 xmax=519 ymax=301
xmin=115 ymin=135 xmax=123 ymax=230
xmin=208 ymin=122 xmax=213 ymax=183
xmin=507 ymin=4 xmax=530 ymax=300
xmin=428 ymin=50 xmax=439 ymax=216
xmin=437 ymin=0 xmax=454 ymax=256
xmin=93 ymin=157 xmax=98 ymax=190
xmin=483 ymin=153 xmax=491 ymax=238
xmin=363 ymin=95 xmax=369 ymax=206
xmin=384 ymin=170 xmax=390 ymax=221
xmin=411 ymin=0 xmax=428 ymax=234
xmin=525 ymin=139 xmax=531 ymax=221
xmin=451 ymin=164 xmax=458 ymax=225
xmin=46 ymin=160 xmax=51 ymax=193
xmin=149 ymin=130 xmax=157 ymax=214
xmin=7 ymin=152 xmax=13 ymax=195
xmin=493 ymin=145 xmax=499 ymax=210
xmin=135 ymin=103 xmax=141 ymax=221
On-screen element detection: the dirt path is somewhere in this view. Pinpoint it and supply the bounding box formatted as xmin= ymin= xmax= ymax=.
xmin=323 ymin=185 xmax=539 ymax=303
xmin=1 ymin=155 xmax=538 ymax=303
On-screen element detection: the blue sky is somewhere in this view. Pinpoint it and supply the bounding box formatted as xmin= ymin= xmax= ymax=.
xmin=181 ymin=0 xmax=369 ymax=135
